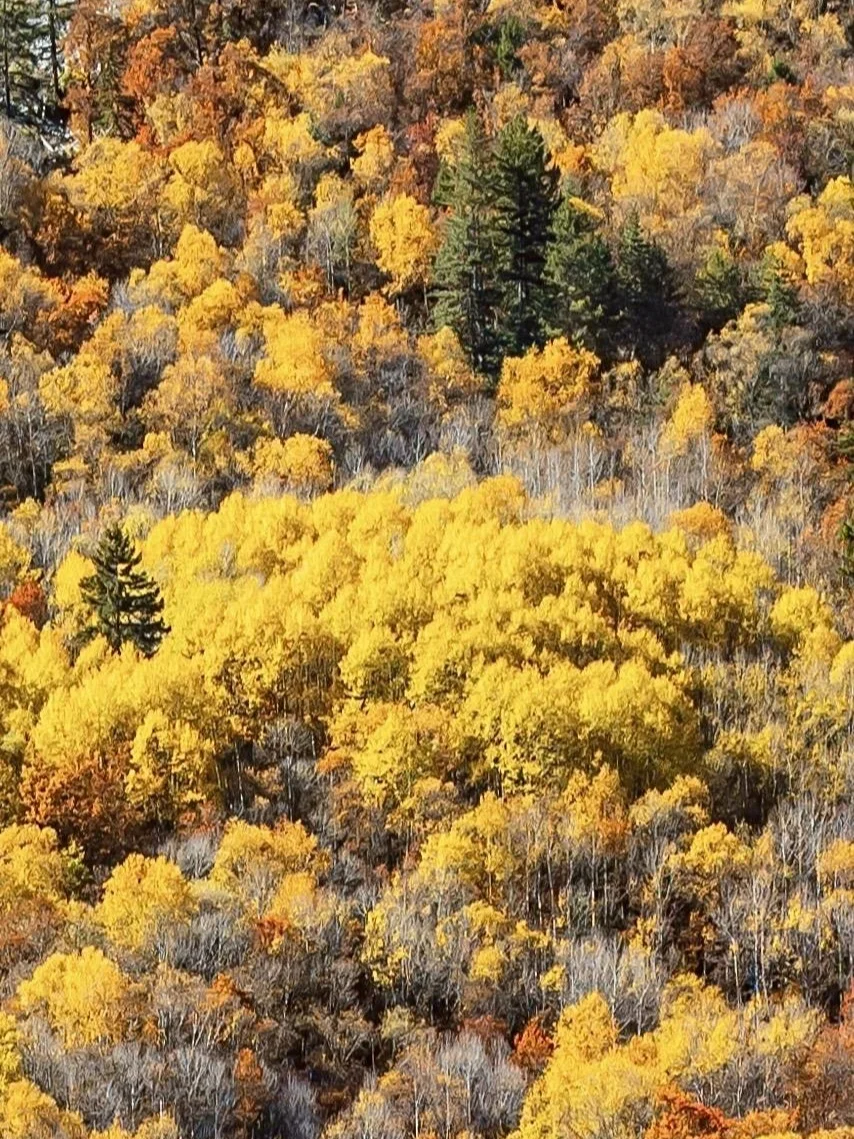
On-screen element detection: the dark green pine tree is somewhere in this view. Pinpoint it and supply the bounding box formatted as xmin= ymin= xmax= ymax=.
xmin=494 ymin=15 xmax=527 ymax=81
xmin=759 ymin=253 xmax=800 ymax=332
xmin=694 ymin=241 xmax=744 ymax=329
xmin=615 ymin=213 xmax=678 ymax=354
xmin=491 ymin=115 xmax=560 ymax=359
xmin=81 ymin=525 xmax=169 ymax=657
xmin=841 ymin=513 xmax=854 ymax=585
xmin=42 ymin=0 xmax=74 ymax=113
xmin=836 ymin=427 xmax=854 ymax=586
xmin=433 ymin=110 xmax=503 ymax=380
xmin=546 ymin=192 xmax=619 ymax=353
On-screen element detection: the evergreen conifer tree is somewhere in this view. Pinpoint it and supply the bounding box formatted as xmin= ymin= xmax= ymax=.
xmin=695 ymin=242 xmax=744 ymax=328
xmin=494 ymin=15 xmax=526 ymax=80
xmin=760 ymin=254 xmax=800 ymax=332
xmin=81 ymin=525 xmax=169 ymax=657
xmin=43 ymin=0 xmax=71 ymax=110
xmin=546 ymin=193 xmax=618 ymax=352
xmin=616 ymin=213 xmax=678 ymax=352
xmin=490 ymin=115 xmax=560 ymax=359
xmin=433 ymin=110 xmax=502 ymax=380
xmin=841 ymin=514 xmax=854 ymax=585
xmin=836 ymin=427 xmax=854 ymax=585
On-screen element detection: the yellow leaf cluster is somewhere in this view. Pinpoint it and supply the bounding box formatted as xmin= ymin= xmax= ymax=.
xmin=96 ymin=853 xmax=197 ymax=951
xmin=0 ymin=824 xmax=73 ymax=913
xmin=210 ymin=819 xmax=329 ymax=914
xmin=252 ymin=434 xmax=334 ymax=492
xmin=17 ymin=947 xmax=129 ymax=1048
xmin=661 ymin=383 xmax=714 ymax=455
xmin=369 ymin=194 xmax=438 ymax=295
xmin=254 ymin=309 xmax=337 ymax=400
xmin=0 ymin=1079 xmax=86 ymax=1139
xmin=497 ymin=337 xmax=600 ymax=441
xmin=787 ymin=176 xmax=854 ymax=297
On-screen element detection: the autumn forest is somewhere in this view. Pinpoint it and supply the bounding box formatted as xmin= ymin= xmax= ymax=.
xmin=0 ymin=0 xmax=853 ymax=1137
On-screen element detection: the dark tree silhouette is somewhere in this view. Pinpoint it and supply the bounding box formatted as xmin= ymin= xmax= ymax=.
xmin=81 ymin=524 xmax=169 ymax=656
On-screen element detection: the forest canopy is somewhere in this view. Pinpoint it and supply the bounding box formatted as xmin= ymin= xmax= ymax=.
xmin=0 ymin=0 xmax=853 ymax=1137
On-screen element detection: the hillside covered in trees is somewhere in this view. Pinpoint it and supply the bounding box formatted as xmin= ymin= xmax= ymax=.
xmin=1 ymin=1 xmax=854 ymax=1138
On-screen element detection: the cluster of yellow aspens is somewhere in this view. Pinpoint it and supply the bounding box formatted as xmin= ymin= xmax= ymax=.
xmin=0 ymin=463 xmax=843 ymax=837
xmin=0 ymin=467 xmax=853 ymax=1135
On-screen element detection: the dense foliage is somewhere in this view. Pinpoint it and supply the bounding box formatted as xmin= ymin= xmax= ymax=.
xmin=0 ymin=0 xmax=854 ymax=1137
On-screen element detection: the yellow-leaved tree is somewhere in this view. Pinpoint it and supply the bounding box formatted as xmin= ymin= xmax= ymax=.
xmin=251 ymin=434 xmax=334 ymax=493
xmin=0 ymin=1079 xmax=86 ymax=1139
xmin=369 ymin=194 xmax=438 ymax=296
xmin=209 ymin=819 xmax=330 ymax=917
xmin=0 ymin=824 xmax=75 ymax=913
xmin=96 ymin=853 xmax=197 ymax=952
xmin=17 ymin=947 xmax=130 ymax=1048
xmin=254 ymin=309 xmax=337 ymax=403
xmin=497 ymin=338 xmax=600 ymax=442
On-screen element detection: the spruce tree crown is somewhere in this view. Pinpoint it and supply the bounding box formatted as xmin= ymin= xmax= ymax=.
xmin=80 ymin=524 xmax=169 ymax=657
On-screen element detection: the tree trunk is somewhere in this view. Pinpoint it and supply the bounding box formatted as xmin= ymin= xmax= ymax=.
xmin=2 ymin=0 xmax=12 ymax=118
xmin=47 ymin=0 xmax=61 ymax=104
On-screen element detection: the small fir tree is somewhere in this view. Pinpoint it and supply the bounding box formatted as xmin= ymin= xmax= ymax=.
xmin=433 ymin=109 xmax=503 ymax=380
xmin=616 ymin=213 xmax=678 ymax=352
xmin=695 ymin=241 xmax=744 ymax=328
xmin=546 ymin=192 xmax=618 ymax=352
xmin=759 ymin=253 xmax=800 ymax=331
xmin=490 ymin=115 xmax=560 ymax=359
xmin=837 ymin=427 xmax=854 ymax=586
xmin=81 ymin=525 xmax=169 ymax=656
xmin=841 ymin=515 xmax=854 ymax=585
xmin=1 ymin=0 xmax=39 ymax=118
xmin=494 ymin=15 xmax=527 ymax=80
